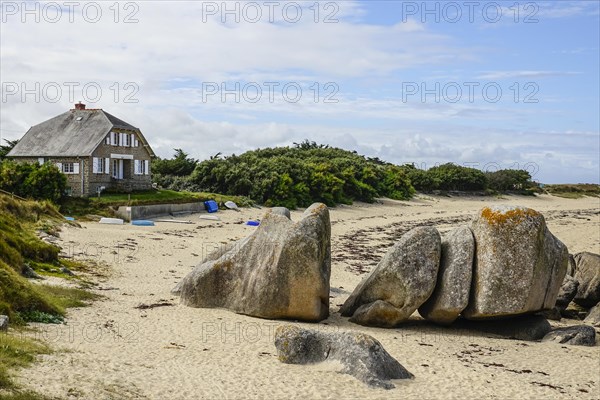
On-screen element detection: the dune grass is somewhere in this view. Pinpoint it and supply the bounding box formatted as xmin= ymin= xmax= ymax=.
xmin=0 ymin=194 xmax=100 ymax=394
xmin=0 ymin=334 xmax=51 ymax=392
xmin=544 ymin=183 xmax=600 ymax=198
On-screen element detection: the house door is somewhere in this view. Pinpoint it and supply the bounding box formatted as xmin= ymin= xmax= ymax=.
xmin=122 ymin=159 xmax=132 ymax=179
xmin=112 ymin=159 xmax=123 ymax=179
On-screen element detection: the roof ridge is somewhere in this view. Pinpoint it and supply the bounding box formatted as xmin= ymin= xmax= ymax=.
xmin=100 ymin=110 xmax=139 ymax=130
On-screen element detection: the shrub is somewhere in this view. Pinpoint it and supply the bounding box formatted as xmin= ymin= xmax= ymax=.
xmin=188 ymin=142 xmax=415 ymax=208
xmin=486 ymin=169 xmax=534 ymax=192
xmin=152 ymin=149 xmax=197 ymax=176
xmin=0 ymin=160 xmax=66 ymax=202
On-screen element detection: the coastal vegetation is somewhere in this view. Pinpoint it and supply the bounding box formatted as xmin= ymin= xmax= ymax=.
xmin=0 ymin=194 xmax=99 ymax=394
xmin=1 ymin=139 xmax=597 ymax=211
xmin=155 ymin=142 xmax=542 ymax=208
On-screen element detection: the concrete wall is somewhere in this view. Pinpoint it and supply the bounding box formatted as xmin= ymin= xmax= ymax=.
xmin=115 ymin=202 xmax=207 ymax=221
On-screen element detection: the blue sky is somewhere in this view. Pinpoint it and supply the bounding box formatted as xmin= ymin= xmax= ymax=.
xmin=1 ymin=0 xmax=599 ymax=183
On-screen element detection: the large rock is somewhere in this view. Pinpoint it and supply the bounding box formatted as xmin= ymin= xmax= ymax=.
xmin=542 ymin=325 xmax=596 ymax=346
xmin=567 ymin=254 xmax=576 ymax=276
xmin=340 ymin=227 xmax=441 ymax=327
xmin=555 ymin=275 xmax=579 ymax=311
xmin=455 ymin=315 xmax=552 ymax=341
xmin=463 ymin=206 xmax=568 ymax=320
xmin=274 ymin=325 xmax=413 ymax=389
xmin=175 ymin=203 xmax=331 ymax=321
xmin=584 ymin=303 xmax=600 ymax=327
xmin=271 ymin=207 xmax=291 ymax=219
xmin=573 ymin=252 xmax=600 ymax=307
xmin=419 ymin=226 xmax=474 ymax=325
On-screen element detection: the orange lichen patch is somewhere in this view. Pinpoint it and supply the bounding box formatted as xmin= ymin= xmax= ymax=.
xmin=480 ymin=207 xmax=540 ymax=226
xmin=213 ymin=259 xmax=233 ymax=272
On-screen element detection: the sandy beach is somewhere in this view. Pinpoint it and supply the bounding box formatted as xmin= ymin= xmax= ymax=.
xmin=17 ymin=194 xmax=600 ymax=399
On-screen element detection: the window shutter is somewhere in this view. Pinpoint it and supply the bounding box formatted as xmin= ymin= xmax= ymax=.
xmin=105 ymin=158 xmax=110 ymax=174
xmin=92 ymin=157 xmax=98 ymax=173
xmin=105 ymin=136 xmax=110 ymax=145
xmin=73 ymin=163 xmax=80 ymax=174
xmin=55 ymin=162 xmax=62 ymax=172
xmin=130 ymin=133 xmax=135 ymax=147
xmin=134 ymin=160 xmax=140 ymax=175
xmin=110 ymin=132 xmax=116 ymax=145
xmin=144 ymin=160 xmax=149 ymax=175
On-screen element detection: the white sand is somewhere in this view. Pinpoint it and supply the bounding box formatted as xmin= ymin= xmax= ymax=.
xmin=17 ymin=194 xmax=600 ymax=399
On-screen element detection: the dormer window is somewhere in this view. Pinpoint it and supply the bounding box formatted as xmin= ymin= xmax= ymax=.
xmin=110 ymin=131 xmax=119 ymax=146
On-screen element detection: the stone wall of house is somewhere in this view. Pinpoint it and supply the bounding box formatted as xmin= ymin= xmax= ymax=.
xmin=90 ymin=129 xmax=152 ymax=195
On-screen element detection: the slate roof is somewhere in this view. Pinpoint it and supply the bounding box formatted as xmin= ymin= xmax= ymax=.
xmin=7 ymin=109 xmax=154 ymax=157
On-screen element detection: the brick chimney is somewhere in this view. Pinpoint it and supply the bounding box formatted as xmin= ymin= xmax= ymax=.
xmin=75 ymin=101 xmax=86 ymax=110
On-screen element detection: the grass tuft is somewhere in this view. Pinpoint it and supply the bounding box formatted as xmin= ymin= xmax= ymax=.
xmin=0 ymin=333 xmax=50 ymax=391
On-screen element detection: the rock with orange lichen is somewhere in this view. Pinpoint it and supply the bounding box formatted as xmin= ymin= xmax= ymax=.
xmin=463 ymin=205 xmax=568 ymax=319
xmin=174 ymin=203 xmax=331 ymax=321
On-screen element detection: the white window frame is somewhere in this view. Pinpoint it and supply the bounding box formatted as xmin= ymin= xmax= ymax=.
xmin=62 ymin=162 xmax=80 ymax=174
xmin=93 ymin=157 xmax=104 ymax=174
xmin=134 ymin=159 xmax=148 ymax=175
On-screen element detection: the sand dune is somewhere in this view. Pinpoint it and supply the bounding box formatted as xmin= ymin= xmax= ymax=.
xmin=18 ymin=194 xmax=600 ymax=399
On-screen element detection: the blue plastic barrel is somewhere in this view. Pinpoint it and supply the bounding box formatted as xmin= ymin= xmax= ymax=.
xmin=204 ymin=200 xmax=219 ymax=213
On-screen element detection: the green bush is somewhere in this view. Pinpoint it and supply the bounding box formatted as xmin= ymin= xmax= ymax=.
xmin=426 ymin=163 xmax=488 ymax=191
xmin=0 ymin=160 xmax=66 ymax=202
xmin=188 ymin=141 xmax=415 ymax=208
xmin=156 ymin=142 xmax=538 ymax=204
xmin=152 ymin=149 xmax=197 ymax=176
xmin=486 ymin=169 xmax=534 ymax=192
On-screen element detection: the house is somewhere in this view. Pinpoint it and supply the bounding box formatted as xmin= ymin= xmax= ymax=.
xmin=7 ymin=103 xmax=155 ymax=197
